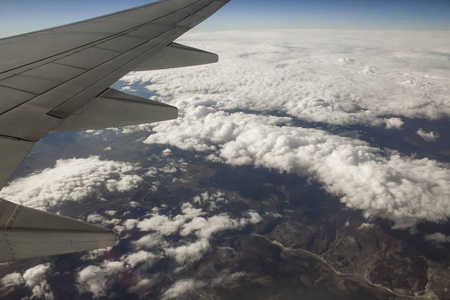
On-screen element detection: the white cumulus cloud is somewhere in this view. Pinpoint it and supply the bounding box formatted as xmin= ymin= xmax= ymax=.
xmin=424 ymin=232 xmax=450 ymax=246
xmin=128 ymin=197 xmax=263 ymax=265
xmin=180 ymin=214 xmax=252 ymax=239
xmin=136 ymin=203 xmax=204 ymax=235
xmin=162 ymin=279 xmax=205 ymax=300
xmin=132 ymin=233 xmax=164 ymax=250
xmin=384 ymin=117 xmax=404 ymax=129
xmin=77 ymin=265 xmax=110 ymax=299
xmin=417 ymin=128 xmax=439 ymax=142
xmin=122 ymin=251 xmax=157 ymax=269
xmin=1 ymin=264 xmax=54 ymax=299
xmin=0 ymin=156 xmax=142 ymax=210
xmin=1 ymin=272 xmax=23 ymax=287
xmin=143 ymin=99 xmax=450 ymax=229
xmin=164 ymin=207 xmax=262 ymax=265
xmin=23 ymin=264 xmax=54 ymax=299
xmin=165 ymin=239 xmax=211 ymax=265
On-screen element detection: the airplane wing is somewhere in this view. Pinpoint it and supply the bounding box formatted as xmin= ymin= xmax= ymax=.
xmin=0 ymin=0 xmax=230 ymax=262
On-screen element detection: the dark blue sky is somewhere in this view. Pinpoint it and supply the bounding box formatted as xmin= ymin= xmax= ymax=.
xmin=1 ymin=0 xmax=449 ymax=37
xmin=223 ymin=0 xmax=450 ymax=30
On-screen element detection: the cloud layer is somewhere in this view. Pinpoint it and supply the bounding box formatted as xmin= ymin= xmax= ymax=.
xmin=144 ymin=97 xmax=450 ymax=229
xmin=118 ymin=29 xmax=450 ymax=229
xmin=122 ymin=29 xmax=450 ymax=127
xmin=0 ymin=156 xmax=142 ymax=210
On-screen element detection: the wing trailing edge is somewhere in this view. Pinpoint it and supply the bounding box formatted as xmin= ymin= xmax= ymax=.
xmin=0 ymin=199 xmax=116 ymax=262
xmin=133 ymin=42 xmax=219 ymax=71
xmin=54 ymin=88 xmax=178 ymax=131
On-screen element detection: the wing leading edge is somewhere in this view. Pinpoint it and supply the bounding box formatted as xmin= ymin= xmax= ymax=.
xmin=0 ymin=0 xmax=230 ymax=261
